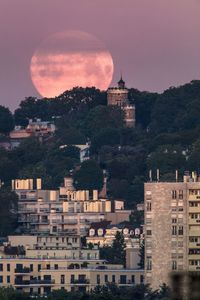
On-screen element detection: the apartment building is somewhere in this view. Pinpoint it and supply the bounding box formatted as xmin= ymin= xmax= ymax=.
xmin=13 ymin=177 xmax=131 ymax=236
xmin=144 ymin=173 xmax=200 ymax=290
xmin=0 ymin=235 xmax=144 ymax=296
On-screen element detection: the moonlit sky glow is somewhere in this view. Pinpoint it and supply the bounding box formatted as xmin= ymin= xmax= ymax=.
xmin=0 ymin=0 xmax=200 ymax=109
xmin=30 ymin=31 xmax=114 ymax=98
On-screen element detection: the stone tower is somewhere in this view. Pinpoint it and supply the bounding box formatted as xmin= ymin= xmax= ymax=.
xmin=107 ymin=76 xmax=135 ymax=128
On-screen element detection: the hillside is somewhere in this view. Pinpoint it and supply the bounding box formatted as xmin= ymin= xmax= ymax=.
xmin=1 ymin=80 xmax=200 ymax=234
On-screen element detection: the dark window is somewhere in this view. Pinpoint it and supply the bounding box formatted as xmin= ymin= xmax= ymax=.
xmin=179 ymin=190 xmax=183 ymax=199
xmin=38 ymin=264 xmax=41 ymax=272
xmin=0 ymin=276 xmax=3 ymax=283
xmin=132 ymin=275 xmax=135 ymax=283
xmin=172 ymin=226 xmax=177 ymax=235
xmin=97 ymin=274 xmax=100 ymax=284
xmin=146 ymin=202 xmax=151 ymax=211
xmin=71 ymin=275 xmax=75 ymax=283
xmin=7 ymin=276 xmax=10 ymax=283
xmin=105 ymin=275 xmax=108 ymax=283
xmin=61 ymin=275 xmax=65 ymax=284
xmin=0 ymin=264 xmax=3 ymax=272
xmin=146 ymin=230 xmax=152 ymax=236
xmin=46 ymin=264 xmax=50 ymax=270
xmin=54 ymin=264 xmax=58 ymax=270
xmin=112 ymin=275 xmax=115 ymax=283
xmin=172 ymin=190 xmax=177 ymax=199
xmin=7 ymin=264 xmax=10 ymax=272
xmin=120 ymin=275 xmax=126 ymax=284
xmin=140 ymin=275 xmax=144 ymax=283
xmin=30 ymin=264 xmax=33 ymax=272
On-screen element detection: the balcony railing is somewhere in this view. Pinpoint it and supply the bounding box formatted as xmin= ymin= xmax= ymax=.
xmin=15 ymin=267 xmax=30 ymax=273
xmin=71 ymin=279 xmax=90 ymax=284
xmin=30 ymin=279 xmax=55 ymax=285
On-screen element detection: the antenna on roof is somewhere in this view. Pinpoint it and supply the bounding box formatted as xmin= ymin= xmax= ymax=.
xmin=175 ymin=170 xmax=178 ymax=182
xmin=157 ymin=169 xmax=160 ymax=182
xmin=149 ymin=170 xmax=152 ymax=182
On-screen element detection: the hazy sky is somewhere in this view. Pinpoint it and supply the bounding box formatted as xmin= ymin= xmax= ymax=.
xmin=0 ymin=0 xmax=200 ymax=110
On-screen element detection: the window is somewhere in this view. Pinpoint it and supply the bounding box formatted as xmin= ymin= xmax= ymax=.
xmin=146 ymin=230 xmax=152 ymax=236
xmin=97 ymin=274 xmax=100 ymax=285
xmin=46 ymin=264 xmax=50 ymax=270
xmin=105 ymin=275 xmax=108 ymax=283
xmin=172 ymin=218 xmax=177 ymax=223
xmin=54 ymin=264 xmax=58 ymax=270
xmin=178 ymin=226 xmax=183 ymax=235
xmin=172 ymin=190 xmax=177 ymax=199
xmin=7 ymin=276 xmax=10 ymax=283
xmin=71 ymin=275 xmax=75 ymax=283
xmin=61 ymin=275 xmax=65 ymax=284
xmin=147 ymin=259 xmax=152 ymax=270
xmin=172 ymin=260 xmax=177 ymax=270
xmin=38 ymin=264 xmax=41 ymax=272
xmin=7 ymin=264 xmax=10 ymax=272
xmin=131 ymin=275 xmax=135 ymax=284
xmin=179 ymin=190 xmax=183 ymax=199
xmin=120 ymin=275 xmax=126 ymax=284
xmin=0 ymin=264 xmax=3 ymax=272
xmin=140 ymin=275 xmax=144 ymax=283
xmin=172 ymin=226 xmax=177 ymax=235
xmin=0 ymin=276 xmax=3 ymax=283
xmin=146 ymin=201 xmax=152 ymax=212
xmin=30 ymin=264 xmax=33 ymax=272
xmin=112 ymin=275 xmax=115 ymax=283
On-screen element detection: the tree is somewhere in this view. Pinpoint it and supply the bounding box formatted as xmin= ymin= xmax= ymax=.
xmin=82 ymin=105 xmax=124 ymax=138
xmin=100 ymin=232 xmax=126 ymax=266
xmin=0 ymin=187 xmax=18 ymax=236
xmin=0 ymin=105 xmax=14 ymax=134
xmin=91 ymin=127 xmax=120 ymax=153
xmin=73 ymin=160 xmax=104 ymax=191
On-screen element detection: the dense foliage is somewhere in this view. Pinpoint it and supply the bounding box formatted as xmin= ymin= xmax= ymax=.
xmin=0 ymin=284 xmax=171 ymax=300
xmin=1 ymin=81 xmax=200 ymax=233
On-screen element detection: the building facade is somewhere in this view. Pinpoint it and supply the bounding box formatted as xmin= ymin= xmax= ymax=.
xmin=0 ymin=235 xmax=144 ymax=296
xmin=13 ymin=178 xmax=131 ymax=236
xmin=107 ymin=77 xmax=135 ymax=128
xmin=144 ymin=174 xmax=200 ymax=290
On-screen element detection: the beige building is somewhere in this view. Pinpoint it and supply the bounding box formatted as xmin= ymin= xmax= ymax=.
xmin=13 ymin=178 xmax=131 ymax=236
xmin=144 ymin=173 xmax=200 ymax=290
xmin=107 ymin=77 xmax=135 ymax=128
xmin=87 ymin=221 xmax=142 ymax=249
xmin=0 ymin=235 xmax=144 ymax=296
xmin=9 ymin=119 xmax=56 ymax=148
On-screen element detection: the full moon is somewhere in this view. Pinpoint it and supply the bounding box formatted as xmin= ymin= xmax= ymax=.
xmin=30 ymin=30 xmax=114 ymax=98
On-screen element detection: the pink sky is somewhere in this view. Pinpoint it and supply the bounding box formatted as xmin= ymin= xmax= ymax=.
xmin=0 ymin=0 xmax=200 ymax=109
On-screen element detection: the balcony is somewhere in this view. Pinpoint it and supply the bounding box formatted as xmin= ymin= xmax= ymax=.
xmin=15 ymin=279 xmax=30 ymax=285
xmin=30 ymin=279 xmax=55 ymax=285
xmin=15 ymin=267 xmax=30 ymax=274
xmin=71 ymin=279 xmax=90 ymax=285
xmin=188 ymin=207 xmax=200 ymax=213
xmin=189 ymin=218 xmax=200 ymax=225
xmin=118 ymin=280 xmax=134 ymax=285
xmin=188 ymin=242 xmax=200 ymax=249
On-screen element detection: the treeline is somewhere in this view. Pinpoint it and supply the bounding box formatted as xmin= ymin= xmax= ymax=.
xmin=0 ymin=284 xmax=170 ymax=300
xmin=1 ymin=81 xmax=200 ymax=232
